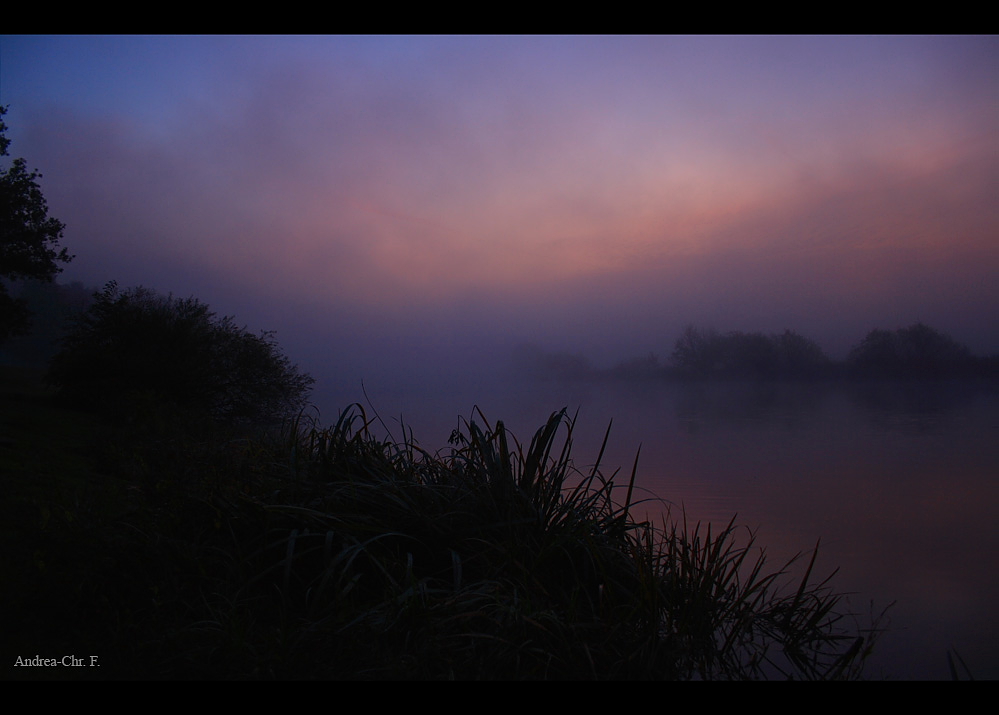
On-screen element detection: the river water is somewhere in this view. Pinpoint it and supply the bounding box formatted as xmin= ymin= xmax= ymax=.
xmin=312 ymin=374 xmax=999 ymax=680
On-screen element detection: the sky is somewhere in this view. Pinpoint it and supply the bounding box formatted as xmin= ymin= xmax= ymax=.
xmin=1 ymin=35 xmax=997 ymax=396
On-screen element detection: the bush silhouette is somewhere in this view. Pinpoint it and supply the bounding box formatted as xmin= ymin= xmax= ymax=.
xmin=847 ymin=322 xmax=975 ymax=378
xmin=47 ymin=281 xmax=313 ymax=425
xmin=772 ymin=329 xmax=831 ymax=377
xmin=670 ymin=325 xmax=723 ymax=376
xmin=670 ymin=326 xmax=830 ymax=378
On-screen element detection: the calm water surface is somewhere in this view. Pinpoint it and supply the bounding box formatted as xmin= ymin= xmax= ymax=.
xmin=314 ymin=375 xmax=999 ymax=680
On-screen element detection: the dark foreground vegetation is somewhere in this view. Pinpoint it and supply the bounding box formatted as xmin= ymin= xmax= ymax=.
xmin=2 ymin=367 xmax=887 ymax=679
xmin=2 ymin=281 xmax=888 ymax=679
xmin=2 ymin=382 xmax=886 ymax=680
xmin=9 ymin=280 xmax=987 ymax=681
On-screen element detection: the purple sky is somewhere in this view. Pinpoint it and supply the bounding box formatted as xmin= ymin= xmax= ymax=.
xmin=2 ymin=35 xmax=996 ymax=386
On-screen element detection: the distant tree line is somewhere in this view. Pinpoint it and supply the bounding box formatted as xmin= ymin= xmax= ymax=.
xmin=843 ymin=322 xmax=986 ymax=379
xmin=517 ymin=323 xmax=997 ymax=382
xmin=669 ymin=326 xmax=831 ymax=379
xmin=668 ymin=323 xmax=995 ymax=380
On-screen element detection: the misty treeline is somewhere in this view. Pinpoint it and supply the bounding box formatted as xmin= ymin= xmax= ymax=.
xmin=5 ymin=277 xmax=998 ymax=396
xmin=5 ymin=276 xmax=998 ymax=398
xmin=518 ymin=323 xmax=999 ymax=382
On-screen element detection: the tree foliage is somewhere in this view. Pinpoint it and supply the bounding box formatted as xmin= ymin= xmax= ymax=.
xmin=670 ymin=325 xmax=830 ymax=378
xmin=47 ymin=282 xmax=314 ymax=426
xmin=847 ymin=322 xmax=975 ymax=378
xmin=0 ymin=105 xmax=73 ymax=343
xmin=772 ymin=328 xmax=831 ymax=377
xmin=670 ymin=325 xmax=722 ymax=376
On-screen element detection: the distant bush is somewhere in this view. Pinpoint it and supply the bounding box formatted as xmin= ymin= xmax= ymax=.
xmin=847 ymin=323 xmax=975 ymax=378
xmin=47 ymin=281 xmax=313 ymax=425
xmin=772 ymin=328 xmax=832 ymax=377
xmin=670 ymin=326 xmax=830 ymax=379
xmin=670 ymin=325 xmax=723 ymax=377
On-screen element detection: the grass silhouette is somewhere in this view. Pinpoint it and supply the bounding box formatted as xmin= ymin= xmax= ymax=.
xmin=1 ymin=368 xmax=886 ymax=679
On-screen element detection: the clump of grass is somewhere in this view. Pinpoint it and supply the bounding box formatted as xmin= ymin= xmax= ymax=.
xmin=3 ymin=369 xmax=886 ymax=679
xmin=157 ymin=404 xmax=886 ymax=679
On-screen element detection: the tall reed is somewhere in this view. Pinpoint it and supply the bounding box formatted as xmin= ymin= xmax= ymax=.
xmin=167 ymin=404 xmax=885 ymax=679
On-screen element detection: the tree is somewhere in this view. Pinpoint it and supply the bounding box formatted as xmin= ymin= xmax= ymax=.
xmin=47 ymin=282 xmax=314 ymax=426
xmin=0 ymin=105 xmax=73 ymax=343
xmin=773 ymin=329 xmax=830 ymax=378
xmin=670 ymin=325 xmax=721 ymax=376
xmin=671 ymin=326 xmax=831 ymax=379
xmin=847 ymin=322 xmax=974 ymax=378
xmin=723 ymin=331 xmax=779 ymax=377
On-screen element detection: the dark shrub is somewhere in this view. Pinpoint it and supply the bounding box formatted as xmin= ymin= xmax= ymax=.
xmin=47 ymin=281 xmax=313 ymax=425
xmin=847 ymin=322 xmax=974 ymax=378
